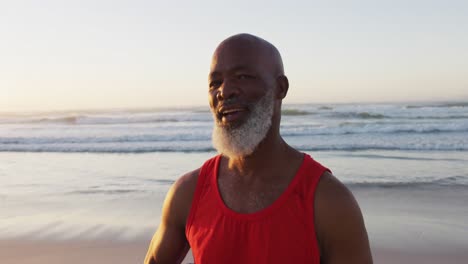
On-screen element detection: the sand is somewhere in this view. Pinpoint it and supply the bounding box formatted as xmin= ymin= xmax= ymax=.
xmin=2 ymin=152 xmax=467 ymax=263
xmin=2 ymin=186 xmax=467 ymax=263
xmin=0 ymin=239 xmax=150 ymax=264
xmin=373 ymin=248 xmax=468 ymax=264
xmin=0 ymin=238 xmax=196 ymax=264
xmin=2 ymin=238 xmax=468 ymax=264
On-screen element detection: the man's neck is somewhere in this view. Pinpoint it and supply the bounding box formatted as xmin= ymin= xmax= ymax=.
xmin=225 ymin=131 xmax=298 ymax=179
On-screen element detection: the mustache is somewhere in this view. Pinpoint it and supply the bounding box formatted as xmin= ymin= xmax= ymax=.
xmin=216 ymin=98 xmax=253 ymax=112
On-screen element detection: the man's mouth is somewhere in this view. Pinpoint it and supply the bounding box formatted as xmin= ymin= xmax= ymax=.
xmin=218 ymin=107 xmax=248 ymax=124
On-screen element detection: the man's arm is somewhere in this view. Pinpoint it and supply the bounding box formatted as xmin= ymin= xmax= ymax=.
xmin=315 ymin=171 xmax=373 ymax=264
xmin=144 ymin=169 xmax=200 ymax=264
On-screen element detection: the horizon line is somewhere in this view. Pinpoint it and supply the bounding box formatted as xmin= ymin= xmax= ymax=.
xmin=1 ymin=98 xmax=468 ymax=115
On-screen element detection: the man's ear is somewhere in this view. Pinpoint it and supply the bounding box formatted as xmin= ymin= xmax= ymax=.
xmin=276 ymin=75 xmax=289 ymax=99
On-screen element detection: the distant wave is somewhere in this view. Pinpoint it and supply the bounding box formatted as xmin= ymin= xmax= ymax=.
xmin=2 ymin=143 xmax=468 ymax=153
xmin=0 ymin=134 xmax=211 ymax=145
xmin=347 ymin=175 xmax=468 ymax=188
xmin=340 ymin=153 xmax=467 ymax=162
xmin=0 ymin=145 xmax=216 ymax=153
xmin=143 ymin=179 xmax=175 ymax=185
xmin=64 ymin=180 xmax=175 ymax=196
xmin=33 ymin=116 xmax=181 ymax=125
xmin=327 ymin=112 xmax=468 ymax=120
xmin=281 ymin=126 xmax=468 ymax=136
xmin=297 ymin=145 xmax=468 ymax=151
xmin=329 ymin=112 xmax=388 ymax=119
xmin=281 ymin=109 xmax=313 ymax=116
xmin=411 ymin=115 xmax=468 ymax=120
xmin=3 ymin=113 xmax=466 ymax=125
xmin=35 ymin=116 xmax=85 ymax=124
xmin=318 ymin=106 xmax=333 ymax=110
xmin=406 ymin=102 xmax=468 ymax=109
xmin=0 ymin=114 xmax=209 ymax=125
xmin=66 ymin=189 xmax=143 ymax=195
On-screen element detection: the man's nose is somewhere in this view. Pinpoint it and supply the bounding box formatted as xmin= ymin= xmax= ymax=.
xmin=217 ymin=80 xmax=239 ymax=101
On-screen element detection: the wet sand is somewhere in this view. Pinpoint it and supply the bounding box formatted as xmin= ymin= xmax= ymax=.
xmin=1 ymin=152 xmax=467 ymax=263
xmin=2 ymin=186 xmax=468 ymax=263
xmin=2 ymin=239 xmax=468 ymax=264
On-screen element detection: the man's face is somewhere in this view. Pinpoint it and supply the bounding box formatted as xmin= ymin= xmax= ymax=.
xmin=208 ymin=42 xmax=275 ymax=129
xmin=208 ymin=41 xmax=277 ymax=158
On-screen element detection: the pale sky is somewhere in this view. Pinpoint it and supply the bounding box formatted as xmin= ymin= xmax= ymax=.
xmin=1 ymin=0 xmax=467 ymax=112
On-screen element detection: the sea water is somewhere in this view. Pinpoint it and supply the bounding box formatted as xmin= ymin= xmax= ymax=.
xmin=1 ymin=102 xmax=468 ymax=153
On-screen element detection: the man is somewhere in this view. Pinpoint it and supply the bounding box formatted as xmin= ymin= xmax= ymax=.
xmin=145 ymin=33 xmax=373 ymax=264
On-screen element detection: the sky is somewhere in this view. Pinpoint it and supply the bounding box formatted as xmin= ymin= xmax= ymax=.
xmin=1 ymin=0 xmax=467 ymax=112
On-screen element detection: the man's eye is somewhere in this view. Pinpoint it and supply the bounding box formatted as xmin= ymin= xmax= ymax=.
xmin=237 ymin=74 xmax=254 ymax=80
xmin=209 ymin=81 xmax=222 ymax=89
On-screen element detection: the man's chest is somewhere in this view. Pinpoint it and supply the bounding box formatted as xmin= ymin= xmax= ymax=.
xmin=217 ymin=174 xmax=290 ymax=214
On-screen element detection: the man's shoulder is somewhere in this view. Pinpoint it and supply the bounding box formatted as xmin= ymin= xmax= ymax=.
xmin=314 ymin=171 xmax=369 ymax=259
xmin=315 ymin=171 xmax=355 ymax=205
xmin=170 ymin=154 xmax=219 ymax=204
xmin=171 ymin=168 xmax=201 ymax=200
xmin=315 ymin=171 xmax=361 ymax=224
xmin=161 ymin=168 xmax=201 ymax=229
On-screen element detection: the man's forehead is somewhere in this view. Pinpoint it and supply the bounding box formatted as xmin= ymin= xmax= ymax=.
xmin=210 ymin=53 xmax=259 ymax=71
xmin=210 ymin=46 xmax=266 ymax=73
xmin=209 ymin=34 xmax=284 ymax=77
xmin=212 ymin=44 xmax=260 ymax=62
xmin=209 ymin=65 xmax=256 ymax=78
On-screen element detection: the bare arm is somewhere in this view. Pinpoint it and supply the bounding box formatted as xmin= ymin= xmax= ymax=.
xmin=144 ymin=169 xmax=199 ymax=264
xmin=315 ymin=171 xmax=373 ymax=264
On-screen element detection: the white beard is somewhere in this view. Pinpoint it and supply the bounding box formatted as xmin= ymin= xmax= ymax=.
xmin=212 ymin=89 xmax=275 ymax=159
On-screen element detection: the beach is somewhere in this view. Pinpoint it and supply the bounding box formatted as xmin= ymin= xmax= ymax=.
xmin=1 ymin=185 xmax=467 ymax=264
xmin=1 ymin=151 xmax=467 ymax=263
xmin=0 ymin=239 xmax=149 ymax=264
xmin=1 ymin=239 xmax=468 ymax=264
xmin=1 ymin=103 xmax=467 ymax=263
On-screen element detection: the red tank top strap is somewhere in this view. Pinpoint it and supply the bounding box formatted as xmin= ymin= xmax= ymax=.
xmin=294 ymin=154 xmax=331 ymax=258
xmin=185 ymin=155 xmax=219 ymax=236
xmin=296 ymin=154 xmax=331 ymax=202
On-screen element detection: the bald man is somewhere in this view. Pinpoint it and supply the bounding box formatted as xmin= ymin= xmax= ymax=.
xmin=144 ymin=34 xmax=373 ymax=264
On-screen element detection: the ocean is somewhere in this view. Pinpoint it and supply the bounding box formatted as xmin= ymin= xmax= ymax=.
xmin=2 ymin=102 xmax=468 ymax=153
xmin=1 ymin=102 xmax=467 ymax=251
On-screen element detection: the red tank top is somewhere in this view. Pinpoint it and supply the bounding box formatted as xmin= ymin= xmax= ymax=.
xmin=186 ymin=154 xmax=330 ymax=264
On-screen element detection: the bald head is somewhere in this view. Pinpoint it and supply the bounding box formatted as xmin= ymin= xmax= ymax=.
xmin=211 ymin=33 xmax=285 ymax=78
